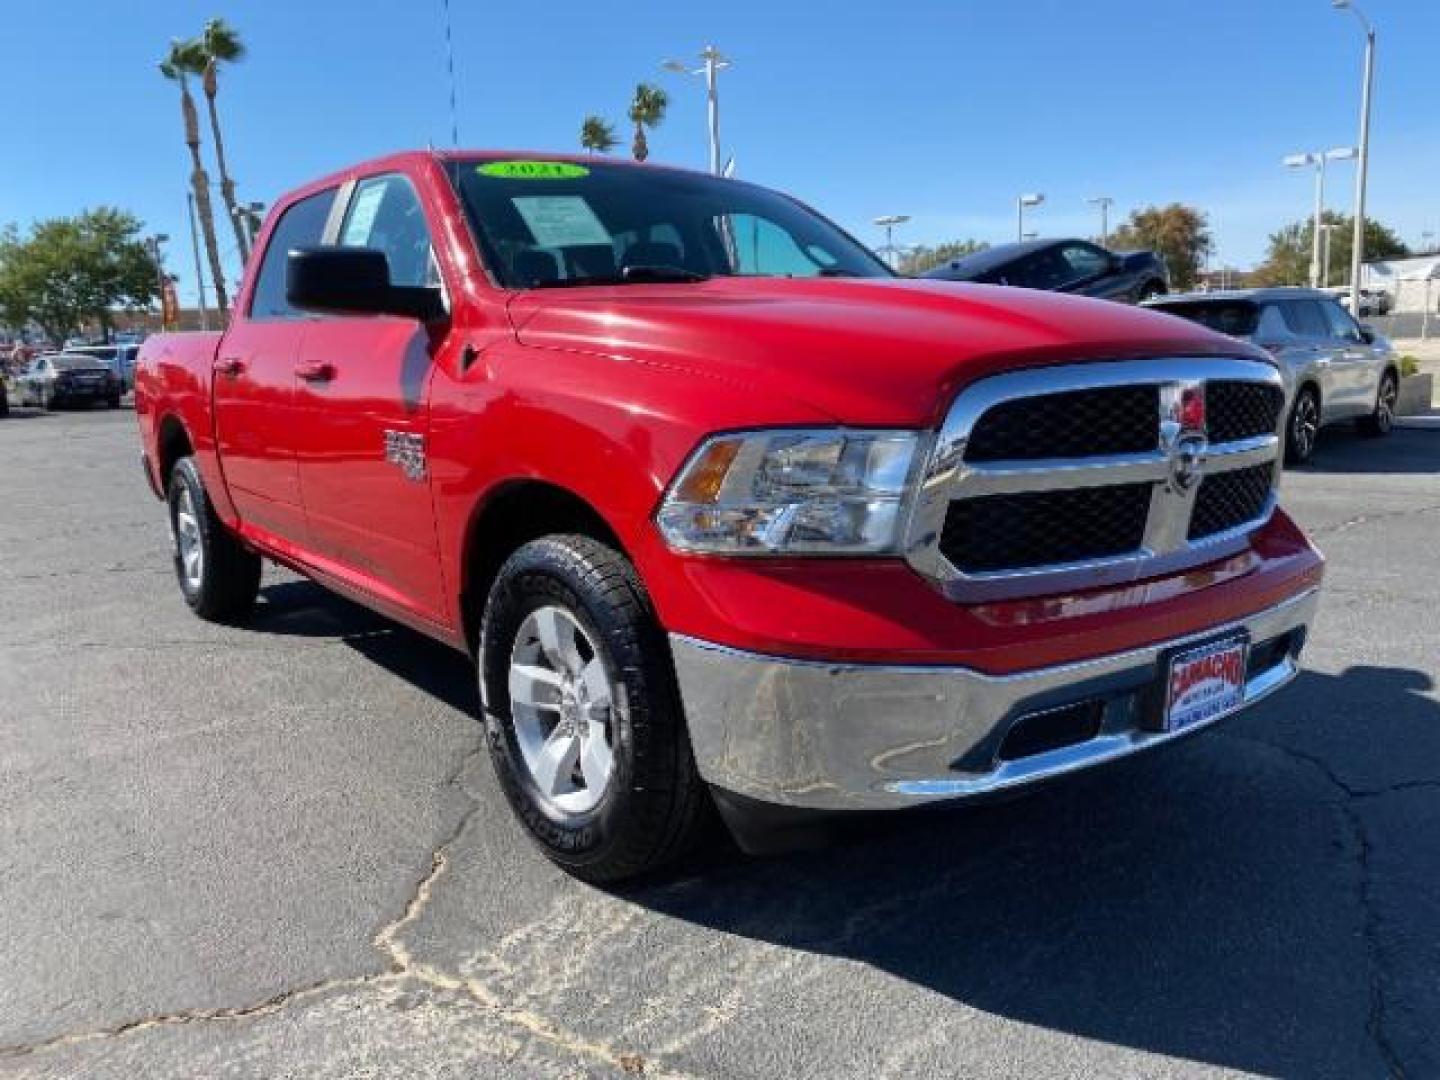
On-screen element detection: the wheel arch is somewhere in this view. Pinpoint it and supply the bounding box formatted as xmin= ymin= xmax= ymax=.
xmin=156 ymin=413 xmax=195 ymax=491
xmin=458 ymin=479 xmax=628 ymax=655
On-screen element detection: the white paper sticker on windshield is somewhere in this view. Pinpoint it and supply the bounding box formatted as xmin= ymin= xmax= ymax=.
xmin=341 ymin=182 xmax=386 ymax=246
xmin=512 ymin=196 xmax=610 ymax=248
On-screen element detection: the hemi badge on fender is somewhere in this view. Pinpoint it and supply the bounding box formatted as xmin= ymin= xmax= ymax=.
xmin=384 ymin=430 xmax=427 ymax=481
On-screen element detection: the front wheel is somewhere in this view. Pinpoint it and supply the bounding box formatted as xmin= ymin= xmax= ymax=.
xmin=1285 ymin=386 xmax=1321 ymax=465
xmin=1359 ymin=370 xmax=1398 ymax=437
xmin=480 ymin=534 xmax=709 ymax=882
xmin=167 ymin=456 xmax=262 ymax=623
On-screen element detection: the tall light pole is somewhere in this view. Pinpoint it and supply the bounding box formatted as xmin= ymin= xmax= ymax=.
xmin=873 ymin=214 xmax=910 ymax=270
xmin=1087 ymin=196 xmax=1114 ymax=247
xmin=187 ymin=192 xmax=211 ymax=332
xmin=1283 ymin=147 xmax=1355 ymax=287
xmin=1334 ymin=0 xmax=1375 ymax=313
xmin=146 ymin=234 xmax=169 ymax=331
xmin=1016 ymin=193 xmax=1044 ymax=242
xmin=1320 ymin=221 xmax=1337 ymax=287
xmin=662 ymin=45 xmax=731 ymax=176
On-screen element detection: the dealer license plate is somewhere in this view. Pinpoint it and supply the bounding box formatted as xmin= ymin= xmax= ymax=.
xmin=1164 ymin=635 xmax=1249 ymax=733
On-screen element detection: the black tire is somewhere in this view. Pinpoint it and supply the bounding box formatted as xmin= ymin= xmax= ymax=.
xmin=480 ymin=534 xmax=709 ymax=883
xmin=0 ymin=388 xmax=8 ymax=418
xmin=1359 ymin=370 xmax=1398 ymax=437
xmin=1285 ymin=385 xmax=1321 ymax=465
xmin=107 ymin=394 xmax=121 ymax=410
xmin=166 ymin=456 xmax=261 ymax=623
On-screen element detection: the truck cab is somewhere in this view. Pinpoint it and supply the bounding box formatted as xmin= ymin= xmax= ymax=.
xmin=136 ymin=152 xmax=1323 ymax=881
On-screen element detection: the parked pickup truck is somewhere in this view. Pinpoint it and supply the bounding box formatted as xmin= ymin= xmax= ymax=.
xmin=136 ymin=151 xmax=1324 ymax=881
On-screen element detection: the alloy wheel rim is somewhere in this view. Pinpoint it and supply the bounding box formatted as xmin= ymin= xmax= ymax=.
xmin=1293 ymin=397 xmax=1318 ymax=457
xmin=175 ymin=489 xmax=203 ymax=589
xmin=508 ymin=605 xmax=617 ymax=816
xmin=1377 ymin=377 xmax=1396 ymax=431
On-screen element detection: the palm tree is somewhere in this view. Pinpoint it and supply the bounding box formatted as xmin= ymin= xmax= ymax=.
xmin=198 ymin=18 xmax=250 ymax=264
xmin=159 ymin=38 xmax=229 ymax=315
xmin=579 ymin=115 xmax=618 ymax=155
xmin=627 ymin=84 xmax=668 ymax=162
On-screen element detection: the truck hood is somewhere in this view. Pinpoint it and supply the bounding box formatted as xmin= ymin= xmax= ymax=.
xmin=507 ymin=276 xmax=1267 ymax=426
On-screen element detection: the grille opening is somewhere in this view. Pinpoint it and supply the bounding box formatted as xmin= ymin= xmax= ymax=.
xmin=1207 ymin=381 xmax=1284 ymax=443
xmin=1189 ymin=462 xmax=1275 ymax=541
xmin=965 ymin=385 xmax=1160 ymax=462
xmin=998 ymin=700 xmax=1105 ymax=761
xmin=940 ymin=483 xmax=1151 ymax=573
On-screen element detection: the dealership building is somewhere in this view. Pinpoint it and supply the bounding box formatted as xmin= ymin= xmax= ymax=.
xmin=1364 ymin=254 xmax=1440 ymax=312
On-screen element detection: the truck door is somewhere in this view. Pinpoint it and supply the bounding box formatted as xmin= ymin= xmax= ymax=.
xmin=292 ymin=173 xmax=447 ymax=623
xmin=214 ymin=188 xmax=336 ymax=542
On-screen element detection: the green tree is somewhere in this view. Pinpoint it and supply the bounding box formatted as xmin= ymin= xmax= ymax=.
xmin=580 ymin=115 xmax=618 ymax=154
xmin=0 ymin=209 xmax=159 ymax=344
xmin=160 ymin=38 xmax=229 ymax=315
xmin=627 ymin=83 xmax=668 ymax=162
xmin=898 ymin=239 xmax=989 ymax=276
xmin=198 ymin=18 xmax=251 ymax=264
xmin=1250 ymin=212 xmax=1410 ymax=287
xmin=1106 ymin=204 xmax=1212 ymax=290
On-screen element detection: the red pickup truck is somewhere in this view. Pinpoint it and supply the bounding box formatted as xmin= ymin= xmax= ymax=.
xmin=136 ymin=151 xmax=1323 ymax=881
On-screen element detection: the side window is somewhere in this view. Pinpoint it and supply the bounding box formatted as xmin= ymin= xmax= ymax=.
xmin=1278 ymin=300 xmax=1329 ymax=339
xmin=1319 ymin=300 xmax=1364 ymax=343
xmin=249 ymin=189 xmax=336 ymax=320
xmin=339 ymin=174 xmax=438 ymax=288
xmin=1057 ymin=243 xmax=1110 ymax=283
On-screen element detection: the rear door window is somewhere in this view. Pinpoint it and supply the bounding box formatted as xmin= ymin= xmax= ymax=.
xmin=1150 ymin=301 xmax=1259 ymax=338
xmin=1277 ymin=299 xmax=1330 ymax=339
xmin=249 ymin=189 xmax=337 ymax=320
xmin=1055 ymin=243 xmax=1110 ymax=284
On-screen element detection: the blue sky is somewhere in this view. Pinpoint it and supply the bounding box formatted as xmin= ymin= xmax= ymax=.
xmin=2 ymin=0 xmax=1436 ymax=305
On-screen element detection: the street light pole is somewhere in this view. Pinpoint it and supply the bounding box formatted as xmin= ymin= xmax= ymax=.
xmin=146 ymin=234 xmax=169 ymax=331
xmin=873 ymin=215 xmax=910 ymax=270
xmin=1284 ymin=147 xmax=1355 ymax=288
xmin=1016 ymin=193 xmax=1044 ymax=243
xmin=187 ymin=191 xmax=211 ymax=332
xmin=1087 ymin=196 xmax=1114 ymax=247
xmin=1335 ymin=0 xmax=1375 ymax=314
xmin=662 ymin=45 xmax=731 ymax=176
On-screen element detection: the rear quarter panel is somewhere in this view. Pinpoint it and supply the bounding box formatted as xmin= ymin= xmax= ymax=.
xmin=134 ymin=332 xmax=235 ymax=520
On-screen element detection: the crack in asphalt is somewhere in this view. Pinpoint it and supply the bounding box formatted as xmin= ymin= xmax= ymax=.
xmin=0 ymin=732 xmax=680 ymax=1078
xmin=1305 ymin=503 xmax=1440 ymax=539
xmin=1222 ymin=732 xmax=1412 ymax=1078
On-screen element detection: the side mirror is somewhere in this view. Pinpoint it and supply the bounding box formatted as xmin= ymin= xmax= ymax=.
xmin=1358 ymin=324 xmax=1376 ymax=344
xmin=286 ymin=247 xmax=446 ymax=322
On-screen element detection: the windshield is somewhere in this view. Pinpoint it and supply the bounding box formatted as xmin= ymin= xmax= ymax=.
xmin=1150 ymin=300 xmax=1259 ymax=338
xmin=448 ymin=159 xmax=892 ymax=289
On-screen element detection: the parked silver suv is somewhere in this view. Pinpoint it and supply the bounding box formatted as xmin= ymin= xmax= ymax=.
xmin=1146 ymin=288 xmax=1399 ymax=464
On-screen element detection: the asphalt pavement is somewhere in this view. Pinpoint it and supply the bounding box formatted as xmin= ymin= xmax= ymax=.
xmin=0 ymin=406 xmax=1437 ymax=1078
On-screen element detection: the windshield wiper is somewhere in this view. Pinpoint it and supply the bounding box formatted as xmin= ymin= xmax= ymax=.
xmin=531 ymin=265 xmax=710 ymax=289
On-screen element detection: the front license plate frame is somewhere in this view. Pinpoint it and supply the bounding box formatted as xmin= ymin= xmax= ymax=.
xmin=1163 ymin=633 xmax=1250 ymax=734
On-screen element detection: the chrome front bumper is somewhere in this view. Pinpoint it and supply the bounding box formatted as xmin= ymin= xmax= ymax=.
xmin=671 ymin=588 xmax=1319 ymax=810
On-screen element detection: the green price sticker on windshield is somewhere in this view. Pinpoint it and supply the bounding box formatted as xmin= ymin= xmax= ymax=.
xmin=478 ymin=161 xmax=589 ymax=180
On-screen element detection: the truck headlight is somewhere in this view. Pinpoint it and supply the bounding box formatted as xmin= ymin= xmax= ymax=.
xmin=656 ymin=429 xmax=924 ymax=554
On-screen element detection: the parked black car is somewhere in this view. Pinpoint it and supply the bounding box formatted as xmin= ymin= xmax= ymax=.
xmin=923 ymin=239 xmax=1168 ymax=304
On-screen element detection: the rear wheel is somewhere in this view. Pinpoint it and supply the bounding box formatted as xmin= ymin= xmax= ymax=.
xmin=480 ymin=534 xmax=709 ymax=882
xmin=167 ymin=456 xmax=262 ymax=623
xmin=1359 ymin=370 xmax=1398 ymax=437
xmin=1285 ymin=386 xmax=1321 ymax=465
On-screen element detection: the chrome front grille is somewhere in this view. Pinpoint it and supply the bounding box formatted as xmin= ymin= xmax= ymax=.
xmin=905 ymin=357 xmax=1286 ymax=601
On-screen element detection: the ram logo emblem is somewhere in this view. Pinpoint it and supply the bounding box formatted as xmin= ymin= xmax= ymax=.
xmin=383 ymin=430 xmax=427 ymax=482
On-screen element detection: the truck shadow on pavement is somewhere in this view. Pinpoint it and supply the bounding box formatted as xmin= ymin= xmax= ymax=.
xmin=242 ymin=577 xmax=1437 ymax=1075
